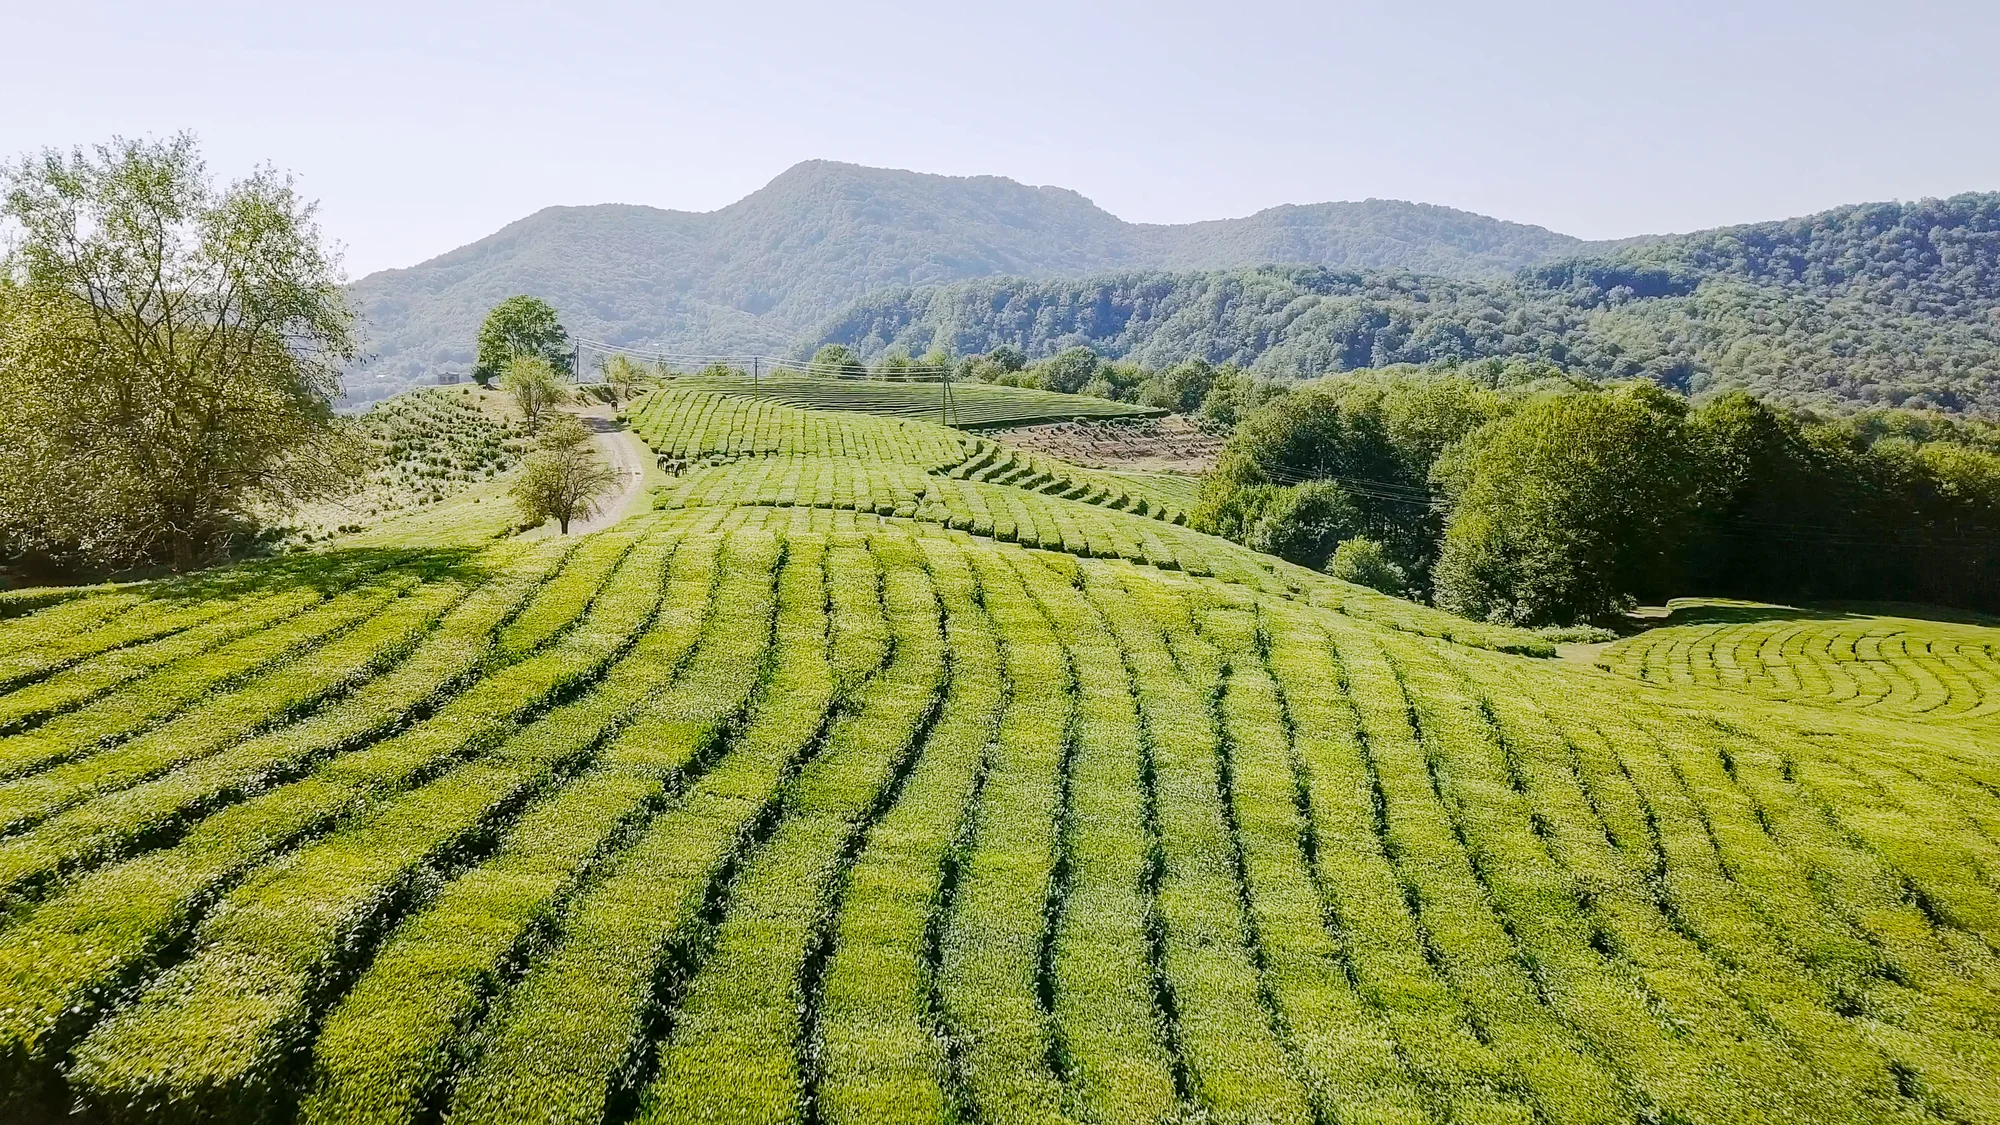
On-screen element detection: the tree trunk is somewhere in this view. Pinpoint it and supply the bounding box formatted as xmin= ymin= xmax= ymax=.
xmin=558 ymin=515 xmax=570 ymax=534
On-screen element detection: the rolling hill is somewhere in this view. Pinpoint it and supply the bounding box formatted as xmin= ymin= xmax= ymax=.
xmin=1 ymin=384 xmax=1997 ymax=1124
xmin=341 ymin=161 xmax=1608 ymax=403
xmin=810 ymin=192 xmax=2000 ymax=413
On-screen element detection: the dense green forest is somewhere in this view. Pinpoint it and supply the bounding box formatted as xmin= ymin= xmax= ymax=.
xmin=1189 ymin=367 xmax=2000 ymax=624
xmin=340 ymin=162 xmax=1604 ymax=403
xmin=812 ymin=193 xmax=2000 ymax=414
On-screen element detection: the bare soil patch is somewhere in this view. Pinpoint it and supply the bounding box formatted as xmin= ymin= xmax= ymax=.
xmin=988 ymin=414 xmax=1225 ymax=473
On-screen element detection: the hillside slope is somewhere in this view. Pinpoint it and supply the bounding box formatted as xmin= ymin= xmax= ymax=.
xmin=343 ymin=161 xmax=1595 ymax=401
xmin=814 ymin=192 xmax=2000 ymax=412
xmin=1 ymin=394 xmax=1996 ymax=1125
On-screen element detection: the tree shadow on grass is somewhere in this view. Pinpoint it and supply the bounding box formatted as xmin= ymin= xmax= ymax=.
xmin=1809 ymin=600 xmax=2000 ymax=628
xmin=71 ymin=545 xmax=504 ymax=611
xmin=1642 ymin=600 xmax=1863 ymax=630
xmin=1644 ymin=598 xmax=2000 ymax=631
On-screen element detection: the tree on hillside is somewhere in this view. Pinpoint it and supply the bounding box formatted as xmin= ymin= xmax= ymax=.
xmin=961 ymin=345 xmax=1027 ymax=385
xmin=1242 ymin=480 xmax=1362 ymax=571
xmin=919 ymin=346 xmax=954 ymax=374
xmin=1196 ymin=368 xmax=1285 ymax=426
xmin=600 ymin=354 xmax=647 ymax=402
xmin=1138 ymin=358 xmax=1217 ymax=413
xmin=1432 ymin=385 xmax=1698 ymax=626
xmin=500 ymin=355 xmax=570 ymax=431
xmin=1039 ymin=346 xmax=1101 ymax=394
xmin=1330 ymin=537 xmax=1407 ymax=595
xmin=873 ymin=348 xmax=917 ymax=380
xmin=0 ymin=134 xmax=360 ymax=572
xmin=808 ymin=343 xmax=867 ymax=377
xmin=509 ymin=414 xmax=619 ymax=534
xmin=1197 ymin=374 xmax=1483 ymax=587
xmin=475 ymin=296 xmax=572 ymax=385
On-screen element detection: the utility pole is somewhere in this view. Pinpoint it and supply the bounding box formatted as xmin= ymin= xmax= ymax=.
xmin=752 ymin=355 xmax=760 ymax=389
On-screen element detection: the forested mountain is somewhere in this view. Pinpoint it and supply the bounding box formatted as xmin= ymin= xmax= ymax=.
xmin=812 ymin=193 xmax=2000 ymax=413
xmin=342 ymin=161 xmax=1598 ymax=402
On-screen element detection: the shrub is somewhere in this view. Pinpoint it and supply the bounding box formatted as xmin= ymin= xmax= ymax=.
xmin=1241 ymin=481 xmax=1361 ymax=572
xmin=1330 ymin=536 xmax=1406 ymax=594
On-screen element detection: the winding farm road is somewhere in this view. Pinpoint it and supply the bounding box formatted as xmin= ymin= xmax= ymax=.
xmin=565 ymin=411 xmax=652 ymax=536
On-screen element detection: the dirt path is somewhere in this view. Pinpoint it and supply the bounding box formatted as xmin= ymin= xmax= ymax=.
xmin=508 ymin=402 xmax=659 ymax=541
xmin=566 ymin=420 xmax=651 ymax=536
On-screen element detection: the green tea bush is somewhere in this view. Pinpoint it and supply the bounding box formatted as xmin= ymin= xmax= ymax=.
xmin=0 ymin=404 xmax=1992 ymax=1125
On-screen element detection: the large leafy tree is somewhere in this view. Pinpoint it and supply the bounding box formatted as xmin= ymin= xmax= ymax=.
xmin=0 ymin=134 xmax=360 ymax=572
xmin=1432 ymin=384 xmax=1699 ymax=626
xmin=475 ymin=295 xmax=572 ymax=383
xmin=807 ymin=343 xmax=866 ymax=377
xmin=1198 ymin=372 xmax=1496 ymax=588
xmin=1038 ymin=346 xmax=1100 ymax=394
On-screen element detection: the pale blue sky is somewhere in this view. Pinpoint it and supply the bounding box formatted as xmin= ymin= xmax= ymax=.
xmin=8 ymin=0 xmax=1996 ymax=277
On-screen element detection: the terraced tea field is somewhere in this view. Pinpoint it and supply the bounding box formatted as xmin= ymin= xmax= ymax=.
xmin=1 ymin=390 xmax=1996 ymax=1125
xmin=629 ymin=387 xmax=1536 ymax=653
xmin=1600 ymin=599 xmax=2000 ymax=722
xmin=672 ymin=375 xmax=1165 ymax=428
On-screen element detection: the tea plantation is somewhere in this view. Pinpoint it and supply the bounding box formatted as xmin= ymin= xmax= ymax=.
xmin=1600 ymin=599 xmax=2000 ymax=722
xmin=0 ymin=387 xmax=1996 ymax=1125
xmin=672 ymin=374 xmax=1165 ymax=428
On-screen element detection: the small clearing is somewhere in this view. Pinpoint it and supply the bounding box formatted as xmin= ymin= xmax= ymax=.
xmin=988 ymin=414 xmax=1224 ymax=474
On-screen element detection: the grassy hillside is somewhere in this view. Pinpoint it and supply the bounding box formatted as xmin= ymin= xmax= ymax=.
xmin=341 ymin=162 xmax=1597 ymax=403
xmin=813 ymin=193 xmax=2000 ymax=413
xmin=284 ymin=387 xmax=529 ymax=542
xmin=1 ymin=392 xmax=1997 ymax=1125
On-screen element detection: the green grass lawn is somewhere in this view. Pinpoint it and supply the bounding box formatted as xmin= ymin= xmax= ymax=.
xmin=1 ymin=393 xmax=1996 ymax=1125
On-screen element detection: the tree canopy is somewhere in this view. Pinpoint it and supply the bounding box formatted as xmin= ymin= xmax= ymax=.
xmin=500 ymin=355 xmax=570 ymax=431
xmin=0 ymin=134 xmax=358 ymax=573
xmin=600 ymin=354 xmax=649 ymax=402
xmin=1195 ymin=368 xmax=2000 ymax=625
xmin=1431 ymin=386 xmax=1700 ymax=625
xmin=475 ymin=296 xmax=572 ymax=384
xmin=811 ymin=193 xmax=2000 ymax=415
xmin=807 ymin=343 xmax=867 ymax=377
xmin=509 ymin=414 xmax=619 ymax=534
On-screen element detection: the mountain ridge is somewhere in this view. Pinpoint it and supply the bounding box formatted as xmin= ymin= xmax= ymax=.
xmin=342 ymin=160 xmax=1611 ymax=401
xmin=807 ymin=191 xmax=2000 ymax=413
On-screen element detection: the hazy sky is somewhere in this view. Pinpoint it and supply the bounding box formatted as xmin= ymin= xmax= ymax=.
xmin=8 ymin=0 xmax=1996 ymax=278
